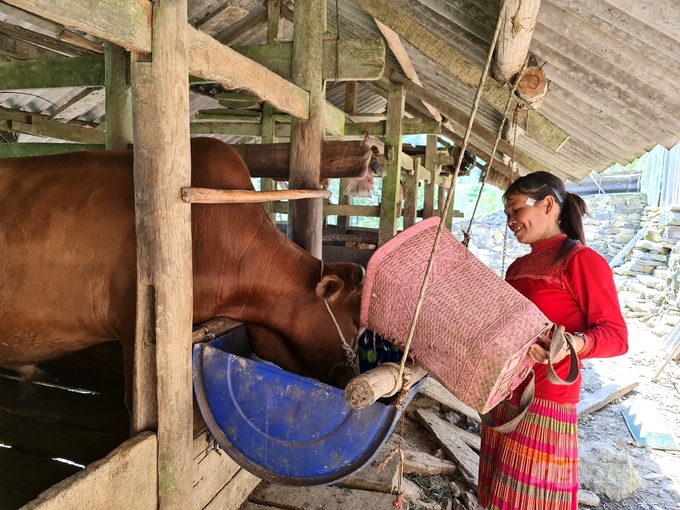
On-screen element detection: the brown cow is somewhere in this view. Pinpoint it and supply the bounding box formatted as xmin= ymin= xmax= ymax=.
xmin=0 ymin=137 xmax=364 ymax=403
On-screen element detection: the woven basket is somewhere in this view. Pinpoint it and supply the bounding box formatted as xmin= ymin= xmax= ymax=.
xmin=361 ymin=217 xmax=551 ymax=414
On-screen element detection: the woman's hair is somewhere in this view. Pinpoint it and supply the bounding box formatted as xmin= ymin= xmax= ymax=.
xmin=503 ymin=171 xmax=588 ymax=262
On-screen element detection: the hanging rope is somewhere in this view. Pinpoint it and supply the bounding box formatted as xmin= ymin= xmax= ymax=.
xmin=462 ymin=56 xmax=530 ymax=248
xmin=390 ymin=0 xmax=509 ymax=399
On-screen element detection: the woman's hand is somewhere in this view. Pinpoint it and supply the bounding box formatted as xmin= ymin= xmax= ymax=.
xmin=529 ymin=325 xmax=571 ymax=365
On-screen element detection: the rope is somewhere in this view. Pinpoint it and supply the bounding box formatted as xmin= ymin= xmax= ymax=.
xmin=462 ymin=57 xmax=530 ymax=248
xmin=390 ymin=0 xmax=509 ymax=397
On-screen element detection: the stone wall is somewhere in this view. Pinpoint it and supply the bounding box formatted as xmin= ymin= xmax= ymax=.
xmin=452 ymin=192 xmax=646 ymax=275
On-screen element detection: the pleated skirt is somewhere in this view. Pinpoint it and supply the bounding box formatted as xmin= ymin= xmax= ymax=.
xmin=477 ymin=394 xmax=579 ymax=510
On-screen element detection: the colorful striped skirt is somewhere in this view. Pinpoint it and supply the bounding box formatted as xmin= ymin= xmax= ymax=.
xmin=477 ymin=393 xmax=579 ymax=510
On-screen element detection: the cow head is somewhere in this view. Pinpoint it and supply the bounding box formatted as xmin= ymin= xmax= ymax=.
xmin=314 ymin=262 xmax=365 ymax=388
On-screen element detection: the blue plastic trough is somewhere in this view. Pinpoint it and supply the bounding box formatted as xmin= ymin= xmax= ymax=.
xmin=192 ymin=327 xmax=424 ymax=486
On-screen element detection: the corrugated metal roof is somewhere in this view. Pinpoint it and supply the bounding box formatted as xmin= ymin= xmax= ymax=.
xmin=0 ymin=0 xmax=678 ymax=183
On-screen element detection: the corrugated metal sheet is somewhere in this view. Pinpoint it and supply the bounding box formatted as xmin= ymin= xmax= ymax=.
xmin=1 ymin=0 xmax=679 ymax=184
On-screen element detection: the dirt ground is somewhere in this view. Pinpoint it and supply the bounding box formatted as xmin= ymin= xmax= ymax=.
xmin=577 ymin=317 xmax=680 ymax=510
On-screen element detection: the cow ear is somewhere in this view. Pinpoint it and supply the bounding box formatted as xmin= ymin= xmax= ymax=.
xmin=316 ymin=275 xmax=344 ymax=303
xmin=351 ymin=264 xmax=365 ymax=285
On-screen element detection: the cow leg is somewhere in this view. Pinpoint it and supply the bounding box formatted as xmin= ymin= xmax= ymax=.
xmin=2 ymin=362 xmax=43 ymax=400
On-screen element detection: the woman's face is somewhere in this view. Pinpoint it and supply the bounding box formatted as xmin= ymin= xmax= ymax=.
xmin=504 ymin=192 xmax=559 ymax=245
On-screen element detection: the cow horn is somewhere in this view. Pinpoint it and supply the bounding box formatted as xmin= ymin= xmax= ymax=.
xmin=351 ymin=265 xmax=365 ymax=285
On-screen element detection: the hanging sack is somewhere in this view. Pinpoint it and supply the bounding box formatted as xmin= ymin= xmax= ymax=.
xmin=360 ymin=217 xmax=577 ymax=427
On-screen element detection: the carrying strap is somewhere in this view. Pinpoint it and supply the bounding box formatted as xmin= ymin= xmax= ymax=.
xmin=480 ymin=324 xmax=579 ymax=434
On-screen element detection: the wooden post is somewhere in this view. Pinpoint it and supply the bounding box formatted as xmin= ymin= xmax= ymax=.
xmin=423 ymin=135 xmax=437 ymax=218
xmin=403 ymin=156 xmax=419 ymax=229
xmin=378 ymin=81 xmax=405 ymax=246
xmin=260 ymin=103 xmax=277 ymax=221
xmin=444 ymin=178 xmax=456 ymax=232
xmin=288 ymin=0 xmax=325 ymax=258
xmin=130 ymin=0 xmax=193 ymax=507
xmin=104 ymin=41 xmax=132 ymax=149
xmin=494 ymin=0 xmax=542 ymax=83
xmin=337 ymin=81 xmax=359 ymax=233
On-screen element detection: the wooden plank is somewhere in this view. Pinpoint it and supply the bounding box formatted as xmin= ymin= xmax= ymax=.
xmin=288 ymin=0 xmax=326 ymax=257
xmin=417 ymin=378 xmax=480 ymax=423
xmin=0 ymin=32 xmax=65 ymax=60
xmin=188 ymin=26 xmax=309 ymax=120
xmin=442 ymin=420 xmax=482 ymax=452
xmin=325 ymin=102 xmax=345 ymax=137
xmin=577 ymin=381 xmax=639 ymax=418
xmin=191 ymin=431 xmax=241 ymax=510
xmin=190 ymin=122 xmax=264 ymax=138
xmin=9 ymin=118 xmax=104 ymax=144
xmin=195 ymin=1 xmax=249 ymax=37
xmin=0 ymin=18 xmax=94 ymax=57
xmin=232 ymin=38 xmax=385 ymax=82
xmin=352 ymin=0 xmax=568 ymax=151
xmin=337 ymin=463 xmax=421 ymax=500
xmin=104 ymin=42 xmax=132 ymax=150
xmin=249 ymin=482 xmax=400 ymax=510
xmin=0 ymin=55 xmax=104 ymax=89
xmin=52 ymin=88 xmax=105 ymax=121
xmin=378 ymin=81 xmax=405 ymax=246
xmin=414 ymin=408 xmax=479 ymax=489
xmin=203 ymin=469 xmax=261 ymax=510
xmin=0 ymin=143 xmax=104 ymax=157
xmin=3 ymin=0 xmax=152 ymax=53
xmin=20 ymin=432 xmax=158 ymax=510
xmin=130 ymin=3 xmax=193 ymax=507
xmin=402 ymin=448 xmax=458 ymax=476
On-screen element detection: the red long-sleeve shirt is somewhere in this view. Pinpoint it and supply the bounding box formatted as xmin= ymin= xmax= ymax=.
xmin=506 ymin=234 xmax=628 ymax=403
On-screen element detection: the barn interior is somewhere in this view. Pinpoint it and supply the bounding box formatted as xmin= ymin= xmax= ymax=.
xmin=1 ymin=0 xmax=680 ymax=508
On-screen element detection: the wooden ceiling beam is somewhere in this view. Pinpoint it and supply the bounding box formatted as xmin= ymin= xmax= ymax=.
xmin=0 ymin=55 xmax=104 ymax=89
xmin=493 ymin=0 xmax=541 ymax=82
xmin=350 ymin=0 xmax=569 ymax=152
xmin=0 ymin=18 xmax=94 ymax=56
xmin=0 ymin=31 xmax=65 ymax=60
xmin=233 ymin=38 xmax=385 ymax=82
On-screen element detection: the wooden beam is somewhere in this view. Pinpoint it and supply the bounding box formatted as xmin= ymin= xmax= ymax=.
xmin=232 ymin=38 xmax=385 ymax=82
xmin=494 ymin=0 xmax=541 ymax=82
xmin=351 ymin=0 xmax=568 ymax=151
xmin=0 ymin=17 xmax=95 ymax=56
xmin=188 ymin=25 xmax=309 ymax=120
xmin=0 ymin=55 xmax=104 ymax=89
xmin=266 ymin=0 xmax=284 ymax=44
xmin=130 ymin=0 xmax=193 ymax=506
xmin=194 ymin=1 xmax=249 ymax=37
xmin=374 ymin=19 xmax=442 ymax=123
xmin=52 ymin=87 xmax=105 ymax=121
xmin=345 ymin=119 xmax=440 ymax=137
xmin=337 ymin=81 xmax=359 ymax=233
xmin=275 ymin=202 xmax=381 ymax=217
xmin=104 ymin=42 xmax=132 ymax=149
xmin=288 ymin=0 xmax=325 ymax=257
xmin=0 ymin=32 xmax=65 ymax=60
xmin=260 ymin=100 xmax=277 ymax=221
xmin=378 ymin=81 xmax=405 ymax=246
xmin=181 ymin=187 xmax=330 ymax=204
xmin=0 ymin=142 xmax=104 ymax=157
xmin=217 ymin=10 xmax=267 ymax=46
xmin=403 ymin=156 xmax=419 ymax=228
xmin=2 ymin=0 xmax=152 ymax=53
xmin=8 ymin=118 xmax=104 ymax=144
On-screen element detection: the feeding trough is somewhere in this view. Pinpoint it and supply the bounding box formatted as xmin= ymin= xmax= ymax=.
xmin=192 ymin=326 xmax=424 ymax=486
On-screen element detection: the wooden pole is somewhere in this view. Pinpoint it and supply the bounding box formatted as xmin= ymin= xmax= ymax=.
xmin=260 ymin=103 xmax=277 ymax=221
xmin=403 ymin=157 xmax=419 ymax=229
xmin=516 ymin=66 xmax=548 ymax=109
xmin=423 ymin=135 xmax=437 ymax=218
xmin=181 ymin=188 xmax=331 ymax=204
xmin=378 ymin=81 xmax=405 ymax=246
xmin=104 ymin=41 xmax=132 ymax=149
xmin=131 ymin=0 xmax=193 ymax=507
xmin=494 ymin=0 xmax=542 ymax=83
xmin=337 ymin=81 xmax=359 ymax=233
xmin=344 ymin=362 xmax=428 ymax=409
xmin=288 ymin=0 xmax=325 ymax=258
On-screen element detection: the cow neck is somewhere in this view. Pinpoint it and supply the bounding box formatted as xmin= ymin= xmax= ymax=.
xmin=320 ymin=259 xmax=359 ymax=377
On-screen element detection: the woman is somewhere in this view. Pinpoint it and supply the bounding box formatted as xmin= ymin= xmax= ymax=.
xmin=477 ymin=172 xmax=628 ymax=510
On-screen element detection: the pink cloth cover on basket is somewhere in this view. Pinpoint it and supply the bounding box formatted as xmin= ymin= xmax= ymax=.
xmin=361 ymin=216 xmax=551 ymax=414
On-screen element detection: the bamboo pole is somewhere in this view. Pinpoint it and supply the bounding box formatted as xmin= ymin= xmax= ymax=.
xmin=344 ymin=362 xmax=428 ymax=409
xmin=181 ymin=188 xmax=331 ymax=204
